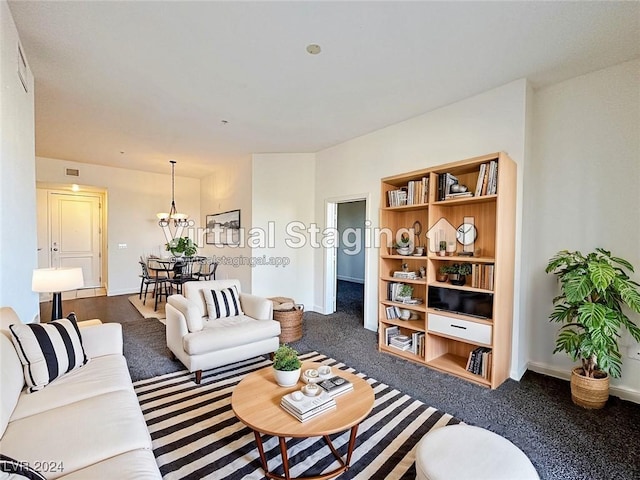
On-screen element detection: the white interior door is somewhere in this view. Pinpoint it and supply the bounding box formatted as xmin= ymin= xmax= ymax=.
xmin=49 ymin=192 xmax=102 ymax=288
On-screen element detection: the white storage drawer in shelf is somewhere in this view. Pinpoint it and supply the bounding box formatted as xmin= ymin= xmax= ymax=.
xmin=428 ymin=313 xmax=492 ymax=345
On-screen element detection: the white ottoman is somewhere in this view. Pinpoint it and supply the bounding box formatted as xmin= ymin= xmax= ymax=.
xmin=415 ymin=424 xmax=539 ymax=480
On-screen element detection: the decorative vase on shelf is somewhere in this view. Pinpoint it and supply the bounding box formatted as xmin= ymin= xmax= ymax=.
xmin=436 ymin=273 xmax=448 ymax=283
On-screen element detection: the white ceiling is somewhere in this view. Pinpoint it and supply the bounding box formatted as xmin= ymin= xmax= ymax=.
xmin=9 ymin=1 xmax=640 ymax=178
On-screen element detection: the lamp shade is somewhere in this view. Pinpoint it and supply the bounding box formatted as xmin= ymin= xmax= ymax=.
xmin=32 ymin=267 xmax=84 ymax=293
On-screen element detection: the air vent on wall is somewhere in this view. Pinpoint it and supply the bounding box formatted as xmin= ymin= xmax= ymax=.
xmin=65 ymin=168 xmax=80 ymax=177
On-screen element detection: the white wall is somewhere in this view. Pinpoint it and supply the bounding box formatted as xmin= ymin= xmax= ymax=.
xmin=35 ymin=157 xmax=200 ymax=295
xmin=314 ymin=80 xmax=528 ymax=363
xmin=0 ymin=1 xmax=38 ymax=322
xmin=199 ymin=156 xmax=254 ymax=292
xmin=526 ymin=60 xmax=640 ymax=401
xmin=251 ymin=153 xmax=315 ymax=307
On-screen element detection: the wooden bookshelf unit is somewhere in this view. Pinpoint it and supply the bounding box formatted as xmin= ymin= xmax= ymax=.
xmin=378 ymin=152 xmax=516 ymax=388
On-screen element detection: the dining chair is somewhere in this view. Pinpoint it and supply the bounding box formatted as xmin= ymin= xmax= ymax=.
xmin=167 ymin=257 xmax=199 ymax=295
xmin=139 ymin=261 xmax=169 ymax=305
xmin=194 ymin=258 xmax=218 ymax=281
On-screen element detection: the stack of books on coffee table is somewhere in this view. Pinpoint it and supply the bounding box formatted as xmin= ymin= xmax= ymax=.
xmin=318 ymin=376 xmax=354 ymax=398
xmin=280 ymin=391 xmax=336 ymax=422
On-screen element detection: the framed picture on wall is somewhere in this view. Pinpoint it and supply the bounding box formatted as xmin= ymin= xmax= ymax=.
xmin=206 ymin=209 xmax=241 ymax=245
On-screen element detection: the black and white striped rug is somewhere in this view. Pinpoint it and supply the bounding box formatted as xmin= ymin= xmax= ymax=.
xmin=133 ymin=352 xmax=461 ymax=479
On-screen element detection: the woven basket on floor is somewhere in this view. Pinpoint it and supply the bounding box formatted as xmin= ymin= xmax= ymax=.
xmin=570 ymin=367 xmax=609 ymax=409
xmin=269 ymin=297 xmax=304 ymax=343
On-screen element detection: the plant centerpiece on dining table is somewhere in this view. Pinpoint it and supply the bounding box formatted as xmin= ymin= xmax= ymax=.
xmin=546 ymin=248 xmax=640 ymax=408
xmin=165 ymin=237 xmax=197 ymax=257
xmin=272 ymin=344 xmax=302 ymax=387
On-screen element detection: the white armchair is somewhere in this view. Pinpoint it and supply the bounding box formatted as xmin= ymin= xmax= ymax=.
xmin=166 ymin=279 xmax=281 ymax=383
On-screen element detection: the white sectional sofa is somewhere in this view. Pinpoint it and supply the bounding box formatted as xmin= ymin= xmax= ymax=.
xmin=166 ymin=279 xmax=281 ymax=383
xmin=0 ymin=307 xmax=161 ymax=479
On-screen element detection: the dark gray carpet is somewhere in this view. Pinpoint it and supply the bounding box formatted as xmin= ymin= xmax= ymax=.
xmin=48 ymin=284 xmax=640 ymax=480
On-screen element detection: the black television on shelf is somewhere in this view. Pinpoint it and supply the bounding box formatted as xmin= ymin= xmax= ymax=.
xmin=428 ymin=286 xmax=494 ymax=319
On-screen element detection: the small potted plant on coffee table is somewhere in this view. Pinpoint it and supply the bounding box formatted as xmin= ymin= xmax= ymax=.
xmin=272 ymin=344 xmax=302 ymax=387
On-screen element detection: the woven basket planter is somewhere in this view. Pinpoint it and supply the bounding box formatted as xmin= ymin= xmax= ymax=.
xmin=570 ymin=367 xmax=609 ymax=409
xmin=270 ymin=297 xmax=304 ymax=343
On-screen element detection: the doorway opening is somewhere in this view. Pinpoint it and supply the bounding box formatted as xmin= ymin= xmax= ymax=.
xmin=336 ymin=201 xmax=366 ymax=317
xmin=323 ymin=194 xmax=370 ymax=326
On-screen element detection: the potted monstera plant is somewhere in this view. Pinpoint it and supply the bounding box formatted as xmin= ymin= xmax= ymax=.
xmin=272 ymin=344 xmax=302 ymax=387
xmin=546 ymin=248 xmax=640 ymax=409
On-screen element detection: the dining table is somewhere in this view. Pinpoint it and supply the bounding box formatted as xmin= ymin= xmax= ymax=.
xmin=146 ymin=256 xmax=206 ymax=311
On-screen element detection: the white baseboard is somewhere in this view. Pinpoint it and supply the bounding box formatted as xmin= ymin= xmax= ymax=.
xmin=107 ymin=288 xmax=139 ymax=297
xmin=312 ymin=304 xmax=330 ymax=314
xmin=527 ymin=361 xmax=640 ymax=404
xmin=337 ymin=275 xmax=364 ymax=284
xmin=510 ymin=361 xmax=528 ymax=382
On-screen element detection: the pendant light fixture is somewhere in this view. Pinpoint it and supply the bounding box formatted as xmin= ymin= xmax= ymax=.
xmin=157 ymin=160 xmax=189 ymax=227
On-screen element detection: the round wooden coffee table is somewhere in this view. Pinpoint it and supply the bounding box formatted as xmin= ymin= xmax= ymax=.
xmin=231 ymin=362 xmax=375 ymax=480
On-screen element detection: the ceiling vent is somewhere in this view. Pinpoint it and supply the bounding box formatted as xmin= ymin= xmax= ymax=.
xmin=65 ymin=168 xmax=80 ymax=177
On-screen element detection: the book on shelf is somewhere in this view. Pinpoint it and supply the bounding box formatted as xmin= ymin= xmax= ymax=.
xmin=474 ymin=160 xmax=499 ymax=197
xmin=411 ymin=331 xmax=425 ymax=356
xmin=385 ymin=305 xmax=401 ymax=319
xmin=389 ymin=334 xmax=412 ymax=351
xmin=385 ymin=326 xmax=400 ymax=344
xmin=280 ymin=390 xmax=336 ymax=422
xmin=488 ymin=161 xmax=498 ymax=195
xmin=444 ymin=191 xmax=473 ymax=200
xmin=387 ymin=177 xmax=429 ymax=207
xmin=400 ymin=298 xmax=422 ymax=305
xmin=466 ymin=347 xmax=492 ymax=379
xmin=437 ymin=172 xmax=460 ymax=201
xmin=393 ymin=271 xmax=419 ymax=279
xmin=470 ymin=264 xmax=495 ymax=290
xmin=318 ymin=376 xmax=354 ymax=398
xmin=387 ymin=188 xmax=407 ymax=207
xmin=474 ymin=163 xmax=487 ymax=196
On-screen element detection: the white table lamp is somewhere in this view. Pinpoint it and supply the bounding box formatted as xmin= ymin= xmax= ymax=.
xmin=32 ymin=267 xmax=84 ymax=321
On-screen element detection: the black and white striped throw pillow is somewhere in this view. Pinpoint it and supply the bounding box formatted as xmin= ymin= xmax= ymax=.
xmin=203 ymin=286 xmax=243 ymax=319
xmin=9 ymin=313 xmax=88 ymax=393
